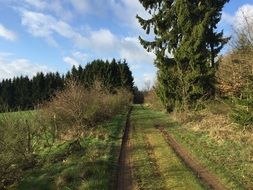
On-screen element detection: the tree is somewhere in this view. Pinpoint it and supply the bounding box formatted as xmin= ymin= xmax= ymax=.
xmin=231 ymin=10 xmax=253 ymax=50
xmin=137 ymin=0 xmax=229 ymax=111
xmin=118 ymin=60 xmax=134 ymax=91
xmin=0 ymin=59 xmax=133 ymax=111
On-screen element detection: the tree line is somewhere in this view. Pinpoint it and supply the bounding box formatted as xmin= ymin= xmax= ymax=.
xmin=0 ymin=59 xmax=134 ymax=112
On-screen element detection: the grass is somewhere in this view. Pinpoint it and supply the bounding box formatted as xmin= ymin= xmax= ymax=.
xmin=131 ymin=105 xmax=206 ymax=189
xmin=155 ymin=100 xmax=253 ymax=190
xmin=3 ymin=104 xmax=251 ymax=189
xmin=8 ymin=111 xmax=127 ymax=190
xmin=0 ymin=110 xmax=37 ymax=120
xmin=165 ymin=123 xmax=253 ymax=190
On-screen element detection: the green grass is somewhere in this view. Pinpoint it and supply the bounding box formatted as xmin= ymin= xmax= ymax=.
xmin=136 ymin=104 xmax=252 ymax=189
xmin=0 ymin=110 xmax=36 ymax=118
xmin=164 ymin=123 xmax=253 ymax=190
xmin=10 ymin=111 xmax=127 ymax=190
xmin=131 ymin=105 xmax=206 ymax=189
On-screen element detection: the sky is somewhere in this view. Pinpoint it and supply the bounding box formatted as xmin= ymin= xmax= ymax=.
xmin=0 ymin=0 xmax=252 ymax=89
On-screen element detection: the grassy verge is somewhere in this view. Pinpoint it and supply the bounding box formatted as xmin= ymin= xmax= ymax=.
xmin=131 ymin=105 xmax=206 ymax=189
xmin=10 ymin=111 xmax=127 ymax=190
xmin=164 ymin=123 xmax=253 ymax=190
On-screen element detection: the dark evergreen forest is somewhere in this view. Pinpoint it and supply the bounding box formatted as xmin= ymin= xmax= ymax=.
xmin=0 ymin=59 xmax=134 ymax=112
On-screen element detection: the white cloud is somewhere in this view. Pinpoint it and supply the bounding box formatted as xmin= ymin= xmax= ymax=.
xmin=90 ymin=29 xmax=118 ymax=52
xmin=21 ymin=10 xmax=125 ymax=55
xmin=0 ymin=52 xmax=13 ymax=57
xmin=69 ymin=0 xmax=90 ymax=13
xmin=50 ymin=0 xmax=74 ymax=21
xmin=234 ymin=4 xmax=253 ymax=30
xmin=119 ymin=37 xmax=155 ymax=65
xmin=221 ymin=12 xmax=234 ymax=25
xmin=20 ymin=10 xmax=154 ymax=68
xmin=21 ymin=10 xmax=88 ymax=47
xmin=222 ymin=4 xmax=253 ymax=29
xmin=24 ymin=0 xmax=47 ymax=9
xmin=110 ymin=0 xmax=150 ymax=30
xmin=23 ymin=0 xmax=73 ymax=21
xmin=72 ymin=51 xmax=88 ymax=62
xmin=0 ymin=53 xmax=50 ymax=80
xmin=143 ymin=73 xmax=156 ymax=82
xmin=63 ymin=56 xmax=80 ymax=67
xmin=0 ymin=24 xmax=17 ymax=41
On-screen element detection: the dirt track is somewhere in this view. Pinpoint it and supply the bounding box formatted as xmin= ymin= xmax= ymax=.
xmin=116 ymin=108 xmax=227 ymax=190
xmin=156 ymin=125 xmax=228 ymax=190
xmin=116 ymin=107 xmax=133 ymax=190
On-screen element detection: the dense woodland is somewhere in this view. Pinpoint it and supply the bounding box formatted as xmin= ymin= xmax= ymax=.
xmin=0 ymin=59 xmax=134 ymax=111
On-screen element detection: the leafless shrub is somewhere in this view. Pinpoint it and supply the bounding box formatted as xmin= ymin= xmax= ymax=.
xmin=144 ymin=88 xmax=164 ymax=111
xmin=40 ymin=80 xmax=132 ymax=140
xmin=230 ymin=10 xmax=253 ymax=50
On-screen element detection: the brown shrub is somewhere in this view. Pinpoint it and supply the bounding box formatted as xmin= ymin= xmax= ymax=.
xmin=40 ymin=80 xmax=132 ymax=140
xmin=144 ymin=89 xmax=164 ymax=111
xmin=216 ymin=49 xmax=253 ymax=98
xmin=171 ymin=101 xmax=253 ymax=143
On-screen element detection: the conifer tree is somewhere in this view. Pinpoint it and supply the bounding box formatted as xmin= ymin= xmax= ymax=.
xmin=137 ymin=0 xmax=229 ymax=111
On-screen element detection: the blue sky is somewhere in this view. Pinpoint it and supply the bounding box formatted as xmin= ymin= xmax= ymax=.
xmin=0 ymin=0 xmax=252 ymax=89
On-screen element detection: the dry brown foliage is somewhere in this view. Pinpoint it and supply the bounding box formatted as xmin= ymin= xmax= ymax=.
xmin=40 ymin=80 xmax=132 ymax=140
xmin=144 ymin=89 xmax=164 ymax=111
xmin=216 ymin=48 xmax=253 ymax=98
xmin=171 ymin=101 xmax=253 ymax=144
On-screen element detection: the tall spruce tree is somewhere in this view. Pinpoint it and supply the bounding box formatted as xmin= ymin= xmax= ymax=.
xmin=137 ymin=0 xmax=229 ymax=111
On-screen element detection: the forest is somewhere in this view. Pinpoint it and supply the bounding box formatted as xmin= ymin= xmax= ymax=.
xmin=0 ymin=59 xmax=133 ymax=111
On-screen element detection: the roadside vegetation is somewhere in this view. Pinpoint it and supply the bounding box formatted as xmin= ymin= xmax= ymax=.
xmin=16 ymin=112 xmax=127 ymax=190
xmin=0 ymin=59 xmax=133 ymax=189
xmin=168 ymin=101 xmax=253 ymax=189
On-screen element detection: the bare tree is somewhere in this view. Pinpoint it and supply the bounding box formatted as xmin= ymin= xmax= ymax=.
xmin=231 ymin=11 xmax=253 ymax=50
xmin=144 ymin=80 xmax=151 ymax=92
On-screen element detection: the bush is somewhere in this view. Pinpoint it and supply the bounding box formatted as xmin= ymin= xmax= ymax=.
xmin=0 ymin=112 xmax=38 ymax=188
xmin=40 ymin=80 xmax=132 ymax=140
xmin=144 ymin=89 xmax=164 ymax=111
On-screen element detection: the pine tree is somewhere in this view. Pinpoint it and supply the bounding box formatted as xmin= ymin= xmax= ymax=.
xmin=137 ymin=0 xmax=229 ymax=111
xmin=118 ymin=60 xmax=134 ymax=91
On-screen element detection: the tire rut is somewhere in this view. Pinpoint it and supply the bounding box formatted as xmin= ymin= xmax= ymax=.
xmin=116 ymin=107 xmax=133 ymax=190
xmin=156 ymin=125 xmax=228 ymax=190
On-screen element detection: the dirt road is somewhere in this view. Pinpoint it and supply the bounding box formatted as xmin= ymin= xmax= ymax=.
xmin=116 ymin=106 xmax=227 ymax=190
